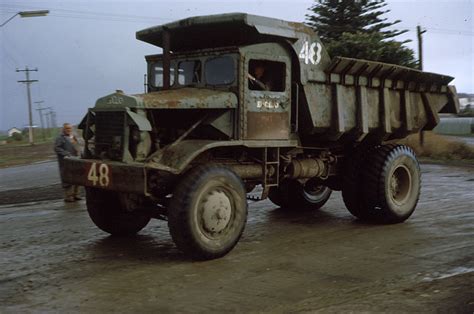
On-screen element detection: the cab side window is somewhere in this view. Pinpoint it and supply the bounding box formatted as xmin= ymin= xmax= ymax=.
xmin=248 ymin=60 xmax=286 ymax=92
xmin=178 ymin=60 xmax=201 ymax=86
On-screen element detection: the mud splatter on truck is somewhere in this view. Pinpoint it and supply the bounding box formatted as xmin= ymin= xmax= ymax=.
xmin=63 ymin=13 xmax=459 ymax=260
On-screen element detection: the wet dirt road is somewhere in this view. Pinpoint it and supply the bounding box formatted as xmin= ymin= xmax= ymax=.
xmin=1 ymin=163 xmax=473 ymax=313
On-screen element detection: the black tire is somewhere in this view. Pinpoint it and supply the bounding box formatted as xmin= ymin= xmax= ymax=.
xmin=363 ymin=144 xmax=421 ymax=223
xmin=341 ymin=146 xmax=372 ymax=219
xmin=268 ymin=179 xmax=332 ymax=211
xmin=268 ymin=180 xmax=290 ymax=208
xmin=168 ymin=165 xmax=248 ymax=260
xmin=85 ymin=188 xmax=151 ymax=236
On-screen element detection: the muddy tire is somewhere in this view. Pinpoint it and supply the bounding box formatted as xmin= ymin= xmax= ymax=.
xmin=363 ymin=144 xmax=421 ymax=223
xmin=267 ymin=181 xmax=289 ymax=207
xmin=168 ymin=165 xmax=248 ymax=260
xmin=268 ymin=179 xmax=332 ymax=211
xmin=85 ymin=188 xmax=151 ymax=236
xmin=341 ymin=147 xmax=371 ymax=219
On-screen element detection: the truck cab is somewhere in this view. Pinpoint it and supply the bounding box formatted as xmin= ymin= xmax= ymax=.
xmin=145 ymin=42 xmax=293 ymax=140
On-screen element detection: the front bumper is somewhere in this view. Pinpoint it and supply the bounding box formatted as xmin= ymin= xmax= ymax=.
xmin=62 ymin=158 xmax=147 ymax=195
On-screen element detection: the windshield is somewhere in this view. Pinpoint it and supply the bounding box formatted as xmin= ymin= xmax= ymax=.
xmin=178 ymin=60 xmax=201 ymax=85
xmin=205 ymin=56 xmax=235 ymax=86
xmin=150 ymin=55 xmax=235 ymax=89
xmin=152 ymin=61 xmax=175 ymax=87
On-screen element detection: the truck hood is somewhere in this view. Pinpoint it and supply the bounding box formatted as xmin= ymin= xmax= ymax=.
xmin=95 ymin=88 xmax=237 ymax=109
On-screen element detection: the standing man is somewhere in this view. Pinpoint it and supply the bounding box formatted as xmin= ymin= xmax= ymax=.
xmin=54 ymin=123 xmax=81 ymax=202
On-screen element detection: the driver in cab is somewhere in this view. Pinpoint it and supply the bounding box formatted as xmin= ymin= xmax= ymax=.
xmin=248 ymin=61 xmax=273 ymax=91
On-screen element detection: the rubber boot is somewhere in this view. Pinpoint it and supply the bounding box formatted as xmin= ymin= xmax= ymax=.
xmin=64 ymin=186 xmax=75 ymax=202
xmin=73 ymin=185 xmax=82 ymax=201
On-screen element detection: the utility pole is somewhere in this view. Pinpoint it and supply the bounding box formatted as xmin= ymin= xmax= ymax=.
xmin=35 ymin=101 xmax=51 ymax=141
xmin=417 ymin=25 xmax=427 ymax=146
xmin=417 ymin=25 xmax=426 ymax=71
xmin=45 ymin=107 xmax=53 ymax=137
xmin=17 ymin=66 xmax=38 ymax=145
xmin=44 ymin=110 xmax=52 ymax=136
xmin=49 ymin=108 xmax=57 ymax=129
xmin=44 ymin=111 xmax=49 ymax=136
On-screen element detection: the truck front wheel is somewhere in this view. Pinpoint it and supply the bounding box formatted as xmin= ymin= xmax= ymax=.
xmin=168 ymin=165 xmax=248 ymax=260
xmin=85 ymin=188 xmax=151 ymax=236
xmin=268 ymin=179 xmax=332 ymax=211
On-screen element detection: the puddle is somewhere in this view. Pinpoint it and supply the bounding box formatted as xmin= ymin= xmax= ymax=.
xmin=422 ymin=266 xmax=474 ymax=282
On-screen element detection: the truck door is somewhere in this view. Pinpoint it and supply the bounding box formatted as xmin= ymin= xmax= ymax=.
xmin=244 ymin=56 xmax=291 ymax=140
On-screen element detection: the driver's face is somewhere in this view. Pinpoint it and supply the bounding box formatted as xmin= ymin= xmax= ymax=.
xmin=254 ymin=66 xmax=265 ymax=79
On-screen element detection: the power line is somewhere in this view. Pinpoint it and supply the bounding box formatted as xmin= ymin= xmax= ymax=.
xmin=0 ymin=5 xmax=172 ymax=23
xmin=1 ymin=4 xmax=472 ymax=35
xmin=397 ymin=25 xmax=474 ymax=36
xmin=0 ymin=10 xmax=171 ymax=24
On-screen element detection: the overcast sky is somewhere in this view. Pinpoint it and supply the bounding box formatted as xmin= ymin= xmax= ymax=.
xmin=0 ymin=0 xmax=472 ymax=131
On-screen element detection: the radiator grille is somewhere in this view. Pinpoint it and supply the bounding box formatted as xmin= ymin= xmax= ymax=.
xmin=94 ymin=111 xmax=125 ymax=160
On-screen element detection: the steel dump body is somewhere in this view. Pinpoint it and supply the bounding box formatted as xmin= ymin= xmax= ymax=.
xmin=137 ymin=13 xmax=459 ymax=144
xmin=300 ymin=56 xmax=459 ymax=142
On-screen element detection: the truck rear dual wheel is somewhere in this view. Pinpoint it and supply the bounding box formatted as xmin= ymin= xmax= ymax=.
xmin=342 ymin=144 xmax=421 ymax=223
xmin=268 ymin=179 xmax=332 ymax=211
xmin=85 ymin=188 xmax=151 ymax=235
xmin=342 ymin=147 xmax=370 ymax=219
xmin=168 ymin=165 xmax=248 ymax=260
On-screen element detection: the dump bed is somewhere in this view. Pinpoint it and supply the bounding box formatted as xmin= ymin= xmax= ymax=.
xmin=300 ymin=56 xmax=460 ymax=142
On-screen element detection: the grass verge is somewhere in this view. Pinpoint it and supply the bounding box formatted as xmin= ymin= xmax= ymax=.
xmin=397 ymin=132 xmax=474 ymax=162
xmin=0 ymin=141 xmax=56 ymax=168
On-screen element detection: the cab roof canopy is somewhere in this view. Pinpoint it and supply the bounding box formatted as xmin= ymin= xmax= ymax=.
xmin=136 ymin=13 xmax=311 ymax=52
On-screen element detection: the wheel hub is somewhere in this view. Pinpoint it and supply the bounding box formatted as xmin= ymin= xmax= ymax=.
xmin=201 ymin=190 xmax=232 ymax=234
xmin=390 ymin=176 xmax=399 ymax=194
xmin=303 ymin=180 xmax=328 ymax=202
xmin=389 ymin=165 xmax=412 ymax=205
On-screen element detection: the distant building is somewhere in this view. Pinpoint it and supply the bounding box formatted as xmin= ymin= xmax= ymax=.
xmin=434 ymin=117 xmax=474 ymax=135
xmin=458 ymin=93 xmax=474 ymax=109
xmin=7 ymin=127 xmax=22 ymax=137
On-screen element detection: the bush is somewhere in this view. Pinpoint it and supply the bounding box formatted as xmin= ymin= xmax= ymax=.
xmin=11 ymin=132 xmax=23 ymax=141
xmin=397 ymin=132 xmax=474 ymax=160
xmin=458 ymin=105 xmax=474 ymax=117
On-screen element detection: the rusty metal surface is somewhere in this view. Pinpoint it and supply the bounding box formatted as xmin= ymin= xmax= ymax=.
xmin=246 ymin=112 xmax=289 ymax=140
xmin=162 ymin=28 xmax=171 ymax=89
xmin=147 ymin=139 xmax=298 ymax=174
xmin=148 ymin=140 xmax=242 ymax=174
xmin=228 ymin=164 xmax=263 ymax=179
xmin=137 ymin=88 xmax=237 ymax=109
xmin=62 ymin=158 xmax=146 ymax=195
xmin=301 ymin=56 xmax=458 ymax=141
xmin=133 ymin=13 xmax=459 ymax=145
xmin=326 ymin=57 xmax=454 ymax=89
xmin=287 ymin=158 xmax=326 ymax=179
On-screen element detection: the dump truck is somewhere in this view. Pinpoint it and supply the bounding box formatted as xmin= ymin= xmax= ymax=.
xmin=63 ymin=13 xmax=459 ymax=260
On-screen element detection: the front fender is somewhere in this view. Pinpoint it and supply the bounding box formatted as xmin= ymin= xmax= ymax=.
xmin=145 ymin=140 xmax=243 ymax=174
xmin=145 ymin=139 xmax=299 ymax=175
